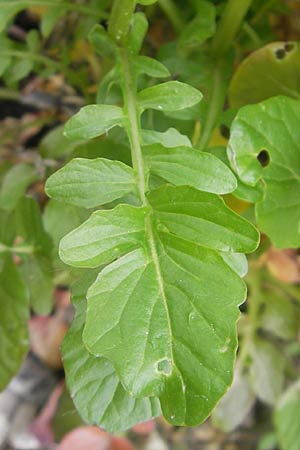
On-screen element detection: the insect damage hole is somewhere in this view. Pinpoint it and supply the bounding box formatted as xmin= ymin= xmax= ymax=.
xmin=257 ymin=149 xmax=270 ymax=167
xmin=156 ymin=358 xmax=172 ymax=376
xmin=284 ymin=42 xmax=294 ymax=52
xmin=274 ymin=48 xmax=286 ymax=60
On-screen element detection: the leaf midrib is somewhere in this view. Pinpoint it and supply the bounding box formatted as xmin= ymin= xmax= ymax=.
xmin=120 ymin=47 xmax=175 ymax=377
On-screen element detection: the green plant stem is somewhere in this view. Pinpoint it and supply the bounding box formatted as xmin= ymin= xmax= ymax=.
xmin=242 ymin=21 xmax=261 ymax=47
xmin=197 ymin=0 xmax=253 ymax=149
xmin=197 ymin=61 xmax=227 ymax=150
xmin=0 ymin=0 xmax=109 ymax=18
xmin=120 ymin=48 xmax=147 ymax=203
xmin=109 ymin=0 xmax=174 ymax=361
xmin=0 ymin=243 xmax=35 ymax=254
xmin=158 ymin=0 xmax=184 ymax=33
xmin=211 ymin=0 xmax=253 ymax=57
xmin=108 ymin=0 xmax=136 ymax=45
xmin=119 ymin=45 xmax=174 ymax=364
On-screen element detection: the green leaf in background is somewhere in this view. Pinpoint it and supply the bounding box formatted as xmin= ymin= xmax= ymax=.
xmin=15 ymin=197 xmax=53 ymax=315
xmin=228 ymin=96 xmax=300 ymax=248
xmin=143 ymin=143 xmax=237 ymax=194
xmin=179 ymin=1 xmax=216 ymax=52
xmin=250 ymin=338 xmax=285 ymax=405
xmin=39 ymin=125 xmax=80 ymax=159
xmin=0 ymin=1 xmax=24 ymax=33
xmin=128 ymin=12 xmax=148 ymax=55
xmin=9 ymin=58 xmax=34 ymax=83
xmin=259 ymin=292 xmax=297 ymax=341
xmin=45 ymin=158 xmax=136 ymax=208
xmin=40 ymin=5 xmax=66 ymax=37
xmin=89 ymin=24 xmax=117 ymax=58
xmin=57 ymin=184 xmax=259 ymax=426
xmin=275 ymin=381 xmax=300 ymax=450
xmin=0 ymin=209 xmax=16 ymax=249
xmin=64 ymin=105 xmax=125 ymax=140
xmin=212 ymin=368 xmax=255 ymax=432
xmin=63 ymin=273 xmax=160 ymax=432
xmin=229 ymin=42 xmax=300 ymax=108
xmin=43 ymin=200 xmax=89 ymax=251
xmin=0 ymin=256 xmax=29 ymax=390
xmin=138 ymin=81 xmax=203 ymax=112
xmin=0 ymin=163 xmax=39 ymax=211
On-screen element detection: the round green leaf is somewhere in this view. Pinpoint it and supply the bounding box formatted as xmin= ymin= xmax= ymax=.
xmin=228 ymin=96 xmax=300 ymax=248
xmin=229 ymin=41 xmax=300 ymax=108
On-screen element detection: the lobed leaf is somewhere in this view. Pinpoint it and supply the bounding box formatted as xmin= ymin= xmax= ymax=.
xmin=45 ymin=158 xmax=136 ymax=208
xmin=60 ymin=184 xmax=259 ymax=425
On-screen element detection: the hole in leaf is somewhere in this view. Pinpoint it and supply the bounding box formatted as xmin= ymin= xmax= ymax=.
xmin=284 ymin=42 xmax=294 ymax=52
xmin=274 ymin=48 xmax=286 ymax=59
xmin=257 ymin=149 xmax=270 ymax=167
xmin=156 ymin=358 xmax=172 ymax=376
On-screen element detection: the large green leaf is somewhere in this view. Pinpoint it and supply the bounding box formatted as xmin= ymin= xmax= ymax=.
xmin=228 ymin=96 xmax=300 ymax=248
xmin=0 ymin=256 xmax=29 ymax=390
xmin=59 ymin=185 xmax=259 ymax=426
xmin=143 ymin=143 xmax=237 ymax=194
xmin=45 ymin=158 xmax=136 ymax=208
xmin=62 ymin=273 xmax=160 ymax=433
xmin=229 ymin=42 xmax=300 ymax=108
xmin=275 ymin=381 xmax=300 ymax=450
